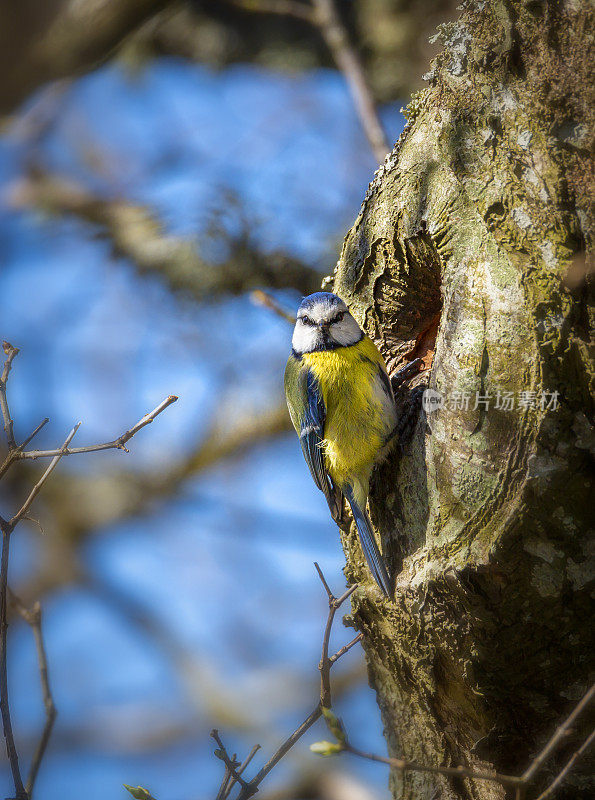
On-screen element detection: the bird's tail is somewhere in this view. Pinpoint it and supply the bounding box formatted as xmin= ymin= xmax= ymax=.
xmin=343 ymin=484 xmax=392 ymax=598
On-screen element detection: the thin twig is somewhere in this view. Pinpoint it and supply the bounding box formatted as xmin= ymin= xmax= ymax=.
xmin=9 ymin=593 xmax=57 ymax=798
xmin=344 ymin=743 xmax=524 ymax=788
xmin=522 ymin=684 xmax=595 ymax=782
xmin=315 ymin=562 xmax=358 ymax=708
xmin=236 ymin=704 xmax=323 ymax=800
xmin=216 ymin=765 xmax=233 ymax=800
xmin=0 ymin=341 xmax=20 ymax=450
xmin=313 ymin=561 xmax=333 ymax=600
xmin=19 ymin=418 xmax=50 ymax=451
xmin=10 ymin=423 xmax=81 ymax=527
xmin=222 ymin=744 xmax=261 ymax=800
xmin=534 ymin=727 xmax=595 ymax=800
xmin=17 ymin=395 xmax=178 ymax=460
xmin=250 ymin=290 xmax=296 ymax=324
xmin=0 ymin=524 xmax=26 ymax=798
xmin=0 ymin=417 xmax=49 ymax=480
xmin=329 ymin=632 xmax=363 ymax=664
xmin=211 ymin=730 xmax=250 ymax=789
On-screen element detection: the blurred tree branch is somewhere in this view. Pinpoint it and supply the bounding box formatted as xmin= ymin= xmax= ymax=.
xmin=0 ymin=0 xmax=173 ymax=116
xmin=0 ymin=0 xmax=459 ymax=120
xmin=8 ymin=170 xmax=321 ymax=298
xmin=9 ymin=592 xmax=56 ymax=799
xmin=226 ymin=0 xmax=390 ymax=161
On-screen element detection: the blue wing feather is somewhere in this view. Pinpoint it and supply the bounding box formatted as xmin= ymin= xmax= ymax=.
xmin=300 ymin=371 xmax=327 ymax=491
xmin=301 ymin=371 xmax=342 ymax=520
xmin=284 ymin=356 xmax=342 ymax=520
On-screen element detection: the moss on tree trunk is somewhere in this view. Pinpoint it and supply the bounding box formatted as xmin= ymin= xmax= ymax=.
xmin=326 ymin=1 xmax=594 ymax=798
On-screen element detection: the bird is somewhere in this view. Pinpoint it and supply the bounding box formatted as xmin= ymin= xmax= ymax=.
xmin=284 ymin=291 xmax=396 ymax=597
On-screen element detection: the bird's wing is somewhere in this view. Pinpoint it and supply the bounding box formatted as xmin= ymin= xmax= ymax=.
xmin=284 ymin=356 xmax=341 ymax=517
xmin=284 ymin=356 xmax=327 ymax=491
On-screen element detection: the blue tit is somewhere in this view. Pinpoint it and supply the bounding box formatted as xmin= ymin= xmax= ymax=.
xmin=284 ymin=292 xmax=396 ymax=597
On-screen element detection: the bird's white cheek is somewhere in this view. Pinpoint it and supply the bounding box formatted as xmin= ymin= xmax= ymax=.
xmin=330 ymin=317 xmax=362 ymax=347
xmin=292 ymin=323 xmax=320 ymax=353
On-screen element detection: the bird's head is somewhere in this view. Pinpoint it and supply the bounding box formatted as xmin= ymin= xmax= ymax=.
xmin=291 ymin=292 xmax=363 ymax=354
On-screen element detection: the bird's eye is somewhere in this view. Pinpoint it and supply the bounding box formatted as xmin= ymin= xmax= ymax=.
xmin=301 ymin=315 xmax=314 ymax=326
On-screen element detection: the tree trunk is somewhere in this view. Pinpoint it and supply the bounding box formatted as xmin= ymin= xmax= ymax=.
xmin=327 ymin=1 xmax=594 ymax=798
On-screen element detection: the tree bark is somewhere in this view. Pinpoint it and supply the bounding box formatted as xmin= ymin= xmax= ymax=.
xmin=327 ymin=1 xmax=594 ymax=798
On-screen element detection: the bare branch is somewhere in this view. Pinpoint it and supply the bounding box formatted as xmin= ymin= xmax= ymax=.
xmin=330 ymin=684 xmax=595 ymax=797
xmin=10 ymin=423 xmax=81 ymax=527
xmin=534 ymin=728 xmax=595 ymax=800
xmin=211 ymin=730 xmax=250 ymax=790
xmin=251 ymin=291 xmax=296 ymax=324
xmin=329 ymin=632 xmax=363 ymax=665
xmin=522 ymin=684 xmax=595 ymax=783
xmin=9 ymin=593 xmax=57 ymax=798
xmin=236 ymin=704 xmax=323 ymax=800
xmin=0 ymin=345 xmax=177 ymax=800
xmin=220 ymin=566 xmax=360 ymax=800
xmin=314 ymin=562 xmax=358 ymax=709
xmin=0 ymin=527 xmax=26 ymax=798
xmin=20 ymin=418 xmax=50 ymax=451
xmin=0 ymin=341 xmax=20 ymax=450
xmin=223 ymin=745 xmax=261 ymax=800
xmin=343 ymin=742 xmax=524 ymax=789
xmin=18 ymin=395 xmax=178 ymax=460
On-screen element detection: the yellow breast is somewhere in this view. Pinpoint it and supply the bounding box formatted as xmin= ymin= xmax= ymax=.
xmin=302 ymin=337 xmax=394 ymax=490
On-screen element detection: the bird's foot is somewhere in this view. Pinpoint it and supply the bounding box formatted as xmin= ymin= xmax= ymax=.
xmin=390 ymin=357 xmax=423 ymax=394
xmin=395 ymin=384 xmax=426 ymax=450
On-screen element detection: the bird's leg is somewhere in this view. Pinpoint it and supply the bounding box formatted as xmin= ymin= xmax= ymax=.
xmin=385 ymin=357 xmax=426 ymax=448
xmin=328 ymin=484 xmax=351 ymax=532
xmin=394 ymin=384 xmax=425 ymax=450
xmin=390 ymin=357 xmax=423 ymax=394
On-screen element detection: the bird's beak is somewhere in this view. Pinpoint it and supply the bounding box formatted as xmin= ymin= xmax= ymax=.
xmin=318 ymin=322 xmax=330 ymax=342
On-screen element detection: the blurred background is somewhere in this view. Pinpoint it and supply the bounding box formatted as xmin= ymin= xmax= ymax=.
xmin=0 ymin=2 xmax=456 ymax=798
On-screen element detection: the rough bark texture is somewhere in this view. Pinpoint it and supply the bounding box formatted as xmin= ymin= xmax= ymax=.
xmin=325 ymin=1 xmax=594 ymax=798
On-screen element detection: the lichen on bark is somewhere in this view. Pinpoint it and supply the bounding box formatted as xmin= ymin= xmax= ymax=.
xmin=327 ymin=1 xmax=594 ymax=798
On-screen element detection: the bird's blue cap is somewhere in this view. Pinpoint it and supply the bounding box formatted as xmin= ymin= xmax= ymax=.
xmin=299 ymin=292 xmax=344 ymax=311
